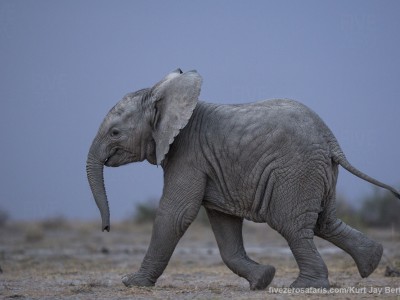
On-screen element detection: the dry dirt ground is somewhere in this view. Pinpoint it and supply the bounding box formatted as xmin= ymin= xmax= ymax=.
xmin=1 ymin=218 xmax=399 ymax=299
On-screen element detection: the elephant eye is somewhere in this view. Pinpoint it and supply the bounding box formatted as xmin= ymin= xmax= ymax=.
xmin=110 ymin=128 xmax=120 ymax=137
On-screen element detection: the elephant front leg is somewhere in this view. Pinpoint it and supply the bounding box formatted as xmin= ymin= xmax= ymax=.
xmin=206 ymin=208 xmax=275 ymax=290
xmin=122 ymin=210 xmax=186 ymax=287
xmin=123 ymin=170 xmax=206 ymax=287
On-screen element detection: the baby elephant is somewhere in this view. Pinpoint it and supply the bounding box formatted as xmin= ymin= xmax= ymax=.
xmin=86 ymin=69 xmax=400 ymax=290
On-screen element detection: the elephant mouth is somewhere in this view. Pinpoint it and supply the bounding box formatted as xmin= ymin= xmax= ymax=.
xmin=105 ymin=148 xmax=136 ymax=167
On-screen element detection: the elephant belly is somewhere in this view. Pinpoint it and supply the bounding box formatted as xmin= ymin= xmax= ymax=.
xmin=203 ymin=166 xmax=276 ymax=223
xmin=202 ymin=147 xmax=332 ymax=223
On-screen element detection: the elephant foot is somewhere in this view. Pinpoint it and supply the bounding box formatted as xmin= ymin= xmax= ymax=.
xmin=249 ymin=265 xmax=276 ymax=290
xmin=122 ymin=273 xmax=155 ymax=287
xmin=354 ymin=241 xmax=383 ymax=278
xmin=290 ymin=275 xmax=330 ymax=289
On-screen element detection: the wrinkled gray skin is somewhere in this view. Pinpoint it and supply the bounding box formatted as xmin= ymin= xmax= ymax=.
xmin=87 ymin=69 xmax=400 ymax=290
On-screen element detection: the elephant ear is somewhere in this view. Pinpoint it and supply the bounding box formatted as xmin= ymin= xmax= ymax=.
xmin=150 ymin=69 xmax=202 ymax=165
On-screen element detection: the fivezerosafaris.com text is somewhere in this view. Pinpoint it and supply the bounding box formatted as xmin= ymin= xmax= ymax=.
xmin=268 ymin=286 xmax=400 ymax=295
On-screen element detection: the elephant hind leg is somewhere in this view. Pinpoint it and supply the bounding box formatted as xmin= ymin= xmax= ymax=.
xmin=277 ymin=212 xmax=330 ymax=289
xmin=206 ymin=208 xmax=275 ymax=290
xmin=268 ymin=179 xmax=330 ymax=289
xmin=315 ymin=218 xmax=383 ymax=278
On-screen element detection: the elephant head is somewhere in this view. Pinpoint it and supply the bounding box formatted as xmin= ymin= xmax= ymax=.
xmin=86 ymin=69 xmax=202 ymax=231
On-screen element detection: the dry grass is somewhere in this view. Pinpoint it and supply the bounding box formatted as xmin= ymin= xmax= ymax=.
xmin=0 ymin=219 xmax=399 ymax=299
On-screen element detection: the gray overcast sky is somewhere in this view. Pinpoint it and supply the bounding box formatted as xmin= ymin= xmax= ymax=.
xmin=1 ymin=1 xmax=399 ymax=222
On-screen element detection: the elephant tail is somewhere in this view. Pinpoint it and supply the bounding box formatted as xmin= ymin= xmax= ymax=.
xmin=329 ymin=140 xmax=400 ymax=200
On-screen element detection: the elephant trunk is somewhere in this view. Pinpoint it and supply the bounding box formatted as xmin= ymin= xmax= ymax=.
xmin=86 ymin=141 xmax=110 ymax=232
